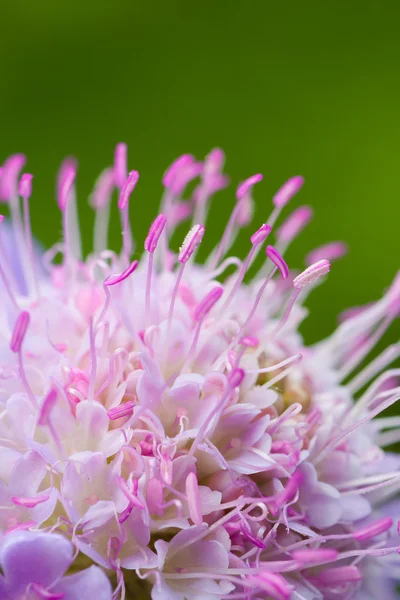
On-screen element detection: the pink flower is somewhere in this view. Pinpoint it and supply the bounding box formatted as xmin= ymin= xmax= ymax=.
xmin=0 ymin=145 xmax=399 ymax=598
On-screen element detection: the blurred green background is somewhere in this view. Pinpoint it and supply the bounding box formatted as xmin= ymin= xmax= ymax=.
xmin=1 ymin=0 xmax=400 ymax=344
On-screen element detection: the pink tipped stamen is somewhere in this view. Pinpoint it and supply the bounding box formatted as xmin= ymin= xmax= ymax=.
xmin=0 ymin=154 xmax=26 ymax=201
xmin=19 ymin=173 xmax=39 ymax=296
xmin=278 ymin=205 xmax=313 ymax=245
xmin=114 ymin=142 xmax=128 ymax=189
xmin=185 ymin=472 xmax=203 ymax=526
xmin=163 ymin=154 xmax=194 ymax=189
xmin=146 ymin=477 xmax=164 ymax=516
xmin=273 ymin=175 xmax=304 ymax=209
xmin=10 ymin=311 xmax=30 ymax=353
xmin=194 ymin=286 xmax=224 ymax=323
xmin=118 ymin=169 xmax=139 ymax=211
xmin=58 ymin=165 xmax=76 ymax=212
xmin=145 ymin=214 xmax=167 ymax=254
xmin=107 ymin=402 xmax=134 ymax=421
xmin=38 ymin=388 xmax=58 ymax=426
xmin=12 ymin=494 xmax=50 ymax=508
xmin=306 ymin=241 xmax=348 ymax=266
xmin=220 ymin=224 xmax=272 ymax=313
xmin=178 ymin=224 xmax=205 ymax=263
xmin=236 ymin=174 xmax=263 ymax=200
xmin=316 ymin=566 xmax=361 ymax=586
xmin=144 ymin=215 xmax=167 ymax=325
xmin=117 ymin=476 xmax=145 ymax=509
xmin=19 ymin=173 xmax=33 ymax=199
xmin=170 ymin=161 xmax=203 ymax=197
xmin=209 ymin=180 xmax=262 ymax=270
xmin=292 ymin=548 xmax=338 ymax=565
xmin=104 ymin=260 xmax=138 ymax=287
xmin=91 ymin=168 xmax=115 ymax=253
xmin=353 ymin=517 xmax=393 ymax=541
xmin=248 ymin=572 xmax=292 ymax=600
xmin=266 ymin=246 xmax=289 ymax=279
xmin=118 ymin=170 xmax=139 ymax=260
xmin=293 ymin=260 xmax=331 ymax=289
xmin=90 ymin=167 xmax=115 ymax=209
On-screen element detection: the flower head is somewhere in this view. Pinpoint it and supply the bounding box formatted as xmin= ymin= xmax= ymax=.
xmin=0 ymin=145 xmax=399 ymax=599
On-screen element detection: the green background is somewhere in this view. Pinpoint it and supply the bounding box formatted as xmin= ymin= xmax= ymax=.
xmin=1 ymin=0 xmax=400 ymax=344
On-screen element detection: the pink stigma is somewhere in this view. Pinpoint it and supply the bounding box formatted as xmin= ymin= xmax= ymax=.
xmin=236 ymin=173 xmax=263 ymax=200
xmin=12 ymin=495 xmax=50 ymax=508
xmin=278 ymin=206 xmax=313 ymax=242
xmin=19 ymin=173 xmax=33 ymax=200
xmin=178 ymin=224 xmax=205 ymax=263
xmin=194 ymin=286 xmax=224 ymax=322
xmin=104 ymin=260 xmax=138 ymax=287
xmin=10 ymin=311 xmax=30 ymax=353
xmin=90 ymin=168 xmax=115 ymax=209
xmin=0 ymin=154 xmax=26 ymax=200
xmin=114 ymin=142 xmax=128 ymax=188
xmin=185 ymin=472 xmax=202 ymax=526
xmin=353 ymin=517 xmax=393 ymax=541
xmin=145 ymin=214 xmax=167 ymax=253
xmin=38 ymin=388 xmax=58 ymax=426
xmin=229 ymin=368 xmax=245 ymax=388
xmin=118 ymin=169 xmax=139 ymax=210
xmin=306 ymin=241 xmax=348 ymax=265
xmin=293 ymin=259 xmax=331 ymax=289
xmin=107 ymin=402 xmax=134 ymax=420
xmin=163 ymin=154 xmax=194 ymax=188
xmin=58 ymin=165 xmax=76 ymax=211
xmin=292 ymin=548 xmax=338 ymax=564
xmin=250 ymin=223 xmax=272 ymax=245
xmin=266 ymin=245 xmax=289 ymax=279
xmin=273 ymin=175 xmax=304 ymax=208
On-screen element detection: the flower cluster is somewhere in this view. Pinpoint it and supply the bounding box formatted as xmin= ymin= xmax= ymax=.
xmin=0 ymin=145 xmax=399 ymax=599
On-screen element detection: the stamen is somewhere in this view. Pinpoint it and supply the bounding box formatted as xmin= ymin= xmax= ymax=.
xmin=278 ymin=206 xmax=313 ymax=246
xmin=163 ymin=154 xmax=194 ymax=189
xmin=10 ymin=310 xmax=30 ymax=353
xmin=145 ymin=214 xmax=167 ymax=326
xmin=146 ymin=477 xmax=164 ymax=516
xmin=347 ymin=343 xmax=400 ymax=394
xmin=114 ymin=142 xmax=128 ymax=188
xmin=273 ymin=176 xmax=304 ymax=208
xmin=293 ymin=260 xmax=331 ymax=289
xmin=220 ymin=224 xmax=271 ymax=313
xmin=274 ymin=261 xmax=330 ymax=335
xmin=353 ymin=517 xmax=393 ymax=541
xmin=117 ymin=476 xmax=144 ymax=509
xmin=194 ymin=286 xmax=224 ymax=323
xmin=306 ymin=241 xmax=348 ymax=266
xmin=188 ymin=369 xmax=244 ymax=457
xmin=118 ymin=169 xmax=139 ymax=261
xmin=185 ymin=472 xmax=203 ymax=526
xmin=178 ymin=224 xmax=205 ymax=263
xmin=315 ymin=566 xmax=361 ymax=586
xmin=266 ymin=245 xmax=289 ymax=279
xmin=107 ymin=402 xmax=134 ymax=420
xmin=292 ymin=548 xmax=338 ymax=565
xmin=104 ymin=260 xmax=138 ymax=287
xmin=90 ymin=167 xmax=115 ymax=253
xmin=38 ymin=388 xmax=58 ymax=426
xmin=209 ymin=175 xmax=262 ymax=268
xmin=0 ymin=154 xmax=26 ymax=200
xmin=12 ymin=494 xmax=50 ymax=508
xmin=19 ymin=173 xmax=39 ymax=296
